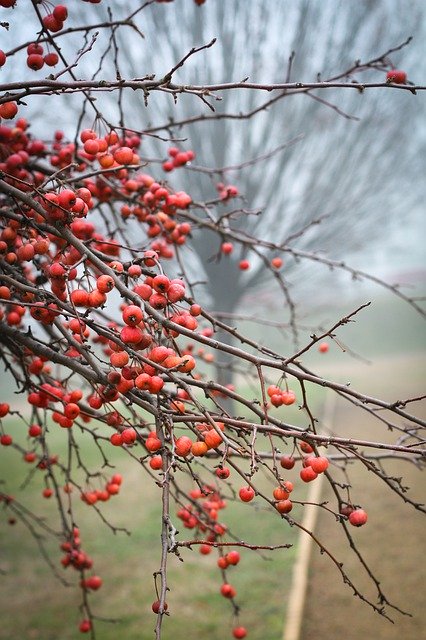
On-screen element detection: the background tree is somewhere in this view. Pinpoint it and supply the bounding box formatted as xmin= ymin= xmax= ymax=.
xmin=60 ymin=0 xmax=426 ymax=388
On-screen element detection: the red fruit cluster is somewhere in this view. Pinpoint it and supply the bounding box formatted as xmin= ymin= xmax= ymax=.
xmin=60 ymin=527 xmax=93 ymax=571
xmin=80 ymin=474 xmax=123 ymax=505
xmin=162 ymin=147 xmax=195 ymax=172
xmin=267 ymin=385 xmax=296 ymax=407
xmin=177 ymin=484 xmax=227 ymax=536
xmin=216 ymin=182 xmax=239 ymax=201
xmin=26 ymin=42 xmax=59 ymax=70
xmin=42 ymin=5 xmax=69 ymax=33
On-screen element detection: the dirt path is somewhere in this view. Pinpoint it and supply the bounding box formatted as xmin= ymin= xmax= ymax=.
xmin=300 ymin=354 xmax=425 ymax=640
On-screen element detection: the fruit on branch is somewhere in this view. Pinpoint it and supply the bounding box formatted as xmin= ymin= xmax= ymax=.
xmin=271 ymin=257 xmax=283 ymax=269
xmin=300 ymin=441 xmax=314 ymax=454
xmin=44 ymin=52 xmax=59 ymax=67
xmin=348 ymin=508 xmax=368 ymax=527
xmin=280 ymin=456 xmax=295 ymax=470
xmin=386 ymin=69 xmax=407 ymax=83
xmin=0 ymin=101 xmax=18 ymax=119
xmin=232 ymin=627 xmax=248 ymax=639
xmin=226 ymin=550 xmax=240 ymax=565
xmin=309 ymin=456 xmax=329 ymax=474
xmin=238 ymin=486 xmax=255 ymax=502
xmin=0 ymin=403 xmax=10 ymax=417
xmin=175 ymin=435 xmax=193 ymax=457
xmin=149 ymin=455 xmax=163 ymax=470
xmin=238 ymin=260 xmax=250 ymax=270
xmin=220 ymin=583 xmax=237 ymax=598
xmin=215 ymin=466 xmax=230 ymax=479
xmin=79 ymin=620 xmax=92 ymax=633
xmin=151 ymin=600 xmax=168 ymax=614
xmin=276 ymin=499 xmax=293 ymax=514
xmin=221 ymin=242 xmax=234 ymax=255
xmin=300 ymin=466 xmax=318 ymax=483
xmin=0 ymin=50 xmax=7 ymax=67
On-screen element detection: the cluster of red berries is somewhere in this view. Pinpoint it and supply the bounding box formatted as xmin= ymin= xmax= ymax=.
xmin=80 ymin=473 xmax=123 ymax=505
xmin=26 ymin=42 xmax=59 ymax=70
xmin=216 ymin=182 xmax=239 ymax=201
xmin=267 ymin=385 xmax=296 ymax=408
xmin=177 ymin=485 xmax=248 ymax=637
xmin=162 ymin=147 xmax=195 ymax=172
xmin=58 ymin=526 xmax=103 ymax=633
xmin=41 ymin=4 xmax=69 ymax=33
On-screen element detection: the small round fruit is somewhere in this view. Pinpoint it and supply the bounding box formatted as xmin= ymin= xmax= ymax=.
xmin=310 ymin=456 xmax=329 ymax=474
xmin=300 ymin=466 xmax=318 ymax=483
xmin=233 ymin=626 xmax=248 ymax=639
xmin=226 ymin=550 xmax=240 ymax=565
xmin=275 ymin=499 xmax=293 ymax=514
xmin=239 ymin=486 xmax=255 ymax=502
xmin=280 ymin=455 xmax=295 ymax=470
xmin=386 ymin=69 xmax=407 ymax=84
xmin=152 ymin=600 xmax=168 ymax=614
xmin=348 ymin=508 xmax=368 ymax=527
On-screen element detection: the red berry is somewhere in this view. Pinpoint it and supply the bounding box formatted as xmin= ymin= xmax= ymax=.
xmin=122 ymin=304 xmax=143 ymax=326
xmin=86 ymin=575 xmax=102 ymax=590
xmin=239 ymin=486 xmax=255 ymax=502
xmin=43 ymin=14 xmax=63 ymax=33
xmin=149 ymin=455 xmax=163 ymax=470
xmin=233 ymin=627 xmax=248 ymax=639
xmin=300 ymin=466 xmax=318 ymax=483
xmin=386 ymin=69 xmax=407 ymax=84
xmin=0 ymin=101 xmax=18 ymax=119
xmin=220 ymin=583 xmax=236 ymax=598
xmin=152 ymin=600 xmax=168 ymax=614
xmin=348 ymin=508 xmax=368 ymax=527
xmin=53 ymin=5 xmax=68 ymax=22
xmin=121 ymin=427 xmax=137 ymax=444
xmin=0 ymin=403 xmax=10 ymax=417
xmin=226 ymin=550 xmax=240 ymax=565
xmin=79 ymin=619 xmax=92 ymax=633
xmin=280 ymin=455 xmax=295 ymax=470
xmin=310 ymin=456 xmax=329 ymax=474
xmin=29 ymin=424 xmax=42 ymax=437
xmin=44 ymin=52 xmax=59 ymax=67
xmin=221 ymin=242 xmax=234 ymax=255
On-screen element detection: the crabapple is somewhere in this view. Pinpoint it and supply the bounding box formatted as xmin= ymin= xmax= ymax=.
xmin=152 ymin=600 xmax=168 ymax=613
xmin=386 ymin=69 xmax=407 ymax=84
xmin=300 ymin=466 xmax=318 ymax=483
xmin=349 ymin=508 xmax=368 ymax=527
xmin=239 ymin=486 xmax=255 ymax=502
xmin=310 ymin=456 xmax=329 ymax=474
